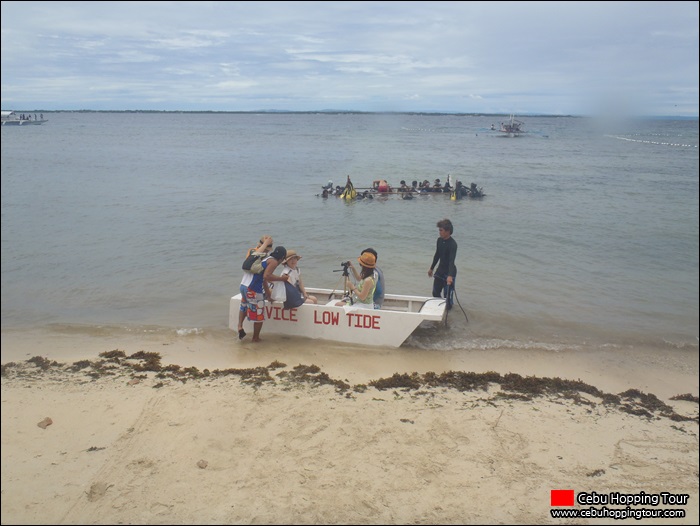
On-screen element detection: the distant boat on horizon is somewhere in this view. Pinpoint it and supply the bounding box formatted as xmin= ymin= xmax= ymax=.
xmin=1 ymin=110 xmax=48 ymax=126
xmin=498 ymin=114 xmax=525 ymax=137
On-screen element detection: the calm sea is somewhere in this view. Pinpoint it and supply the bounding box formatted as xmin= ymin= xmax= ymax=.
xmin=1 ymin=112 xmax=698 ymax=356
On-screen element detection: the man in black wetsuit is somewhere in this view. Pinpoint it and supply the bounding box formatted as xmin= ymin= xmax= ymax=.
xmin=427 ymin=218 xmax=457 ymax=309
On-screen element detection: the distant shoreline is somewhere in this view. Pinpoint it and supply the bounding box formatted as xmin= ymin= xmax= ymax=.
xmin=3 ymin=109 xmax=580 ymax=117
xmin=4 ymin=110 xmax=697 ymax=119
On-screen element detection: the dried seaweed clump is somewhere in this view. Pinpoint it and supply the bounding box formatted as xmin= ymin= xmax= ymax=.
xmin=209 ymin=366 xmax=275 ymax=387
xmin=276 ymin=364 xmax=351 ymax=392
xmin=422 ymin=370 xmax=501 ymax=392
xmin=127 ymin=351 xmax=163 ymax=372
xmin=2 ymin=354 xmax=697 ymax=426
xmin=619 ymin=389 xmax=696 ymax=422
xmin=0 ymin=362 xmax=18 ymax=377
xmin=370 ymin=372 xmax=422 ymax=391
xmin=99 ymin=350 xmax=127 ymax=363
xmin=364 ymin=370 xmax=697 ymax=424
xmin=27 ymin=356 xmax=59 ymax=371
xmin=670 ymin=393 xmax=700 ymax=404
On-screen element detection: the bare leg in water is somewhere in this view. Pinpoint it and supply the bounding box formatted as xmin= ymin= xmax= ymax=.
xmin=252 ymin=321 xmax=263 ymax=342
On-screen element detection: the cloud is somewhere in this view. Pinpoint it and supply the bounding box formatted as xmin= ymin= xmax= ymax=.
xmin=1 ymin=1 xmax=697 ymax=115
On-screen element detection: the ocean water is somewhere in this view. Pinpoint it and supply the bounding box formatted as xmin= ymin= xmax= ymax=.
xmin=1 ymin=112 xmax=698 ymax=356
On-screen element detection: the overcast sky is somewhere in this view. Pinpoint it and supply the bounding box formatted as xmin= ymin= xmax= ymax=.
xmin=1 ymin=1 xmax=698 ymax=116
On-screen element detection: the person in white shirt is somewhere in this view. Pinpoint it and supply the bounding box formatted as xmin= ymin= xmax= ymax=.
xmin=280 ymin=250 xmax=317 ymax=308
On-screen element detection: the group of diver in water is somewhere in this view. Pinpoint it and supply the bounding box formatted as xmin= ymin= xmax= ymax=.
xmin=319 ymin=176 xmax=485 ymax=200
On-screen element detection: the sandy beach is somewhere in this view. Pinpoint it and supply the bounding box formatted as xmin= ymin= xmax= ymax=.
xmin=1 ymin=328 xmax=698 ymax=525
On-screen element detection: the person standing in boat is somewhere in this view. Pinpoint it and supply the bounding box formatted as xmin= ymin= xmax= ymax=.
xmin=428 ymin=218 xmax=457 ymax=310
xmin=335 ymin=252 xmax=377 ymax=309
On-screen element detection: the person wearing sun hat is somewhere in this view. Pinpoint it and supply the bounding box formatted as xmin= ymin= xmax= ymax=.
xmin=345 ymin=248 xmax=384 ymax=309
xmin=279 ymin=250 xmax=317 ymax=308
xmin=335 ymin=251 xmax=376 ymax=308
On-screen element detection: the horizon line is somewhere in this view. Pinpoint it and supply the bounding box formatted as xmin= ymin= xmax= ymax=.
xmin=2 ymin=109 xmax=698 ymax=119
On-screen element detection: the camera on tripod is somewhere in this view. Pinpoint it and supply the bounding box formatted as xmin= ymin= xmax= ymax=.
xmin=333 ymin=261 xmax=351 ymax=276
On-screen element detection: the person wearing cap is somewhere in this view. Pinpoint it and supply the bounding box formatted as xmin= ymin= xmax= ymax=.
xmin=246 ymin=246 xmax=289 ymax=342
xmin=280 ymin=250 xmax=317 ymax=308
xmin=428 ymin=218 xmax=457 ymax=310
xmin=335 ymin=252 xmax=377 ymax=308
xmin=237 ymin=235 xmax=273 ymax=340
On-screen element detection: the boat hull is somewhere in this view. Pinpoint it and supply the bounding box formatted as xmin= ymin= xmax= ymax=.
xmin=229 ymin=287 xmax=447 ymax=347
xmin=2 ymin=119 xmax=48 ymax=125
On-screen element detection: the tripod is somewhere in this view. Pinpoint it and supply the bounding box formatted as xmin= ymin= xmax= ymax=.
xmin=331 ymin=262 xmax=353 ymax=304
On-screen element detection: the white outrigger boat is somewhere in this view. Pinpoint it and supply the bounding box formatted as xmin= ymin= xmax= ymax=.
xmin=1 ymin=111 xmax=48 ymax=125
xmin=229 ymin=287 xmax=448 ymax=347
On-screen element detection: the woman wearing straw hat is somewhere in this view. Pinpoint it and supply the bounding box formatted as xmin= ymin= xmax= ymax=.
xmin=335 ymin=252 xmax=376 ymax=308
xmin=280 ymin=250 xmax=317 ymax=308
xmin=346 ymin=248 xmax=384 ymax=309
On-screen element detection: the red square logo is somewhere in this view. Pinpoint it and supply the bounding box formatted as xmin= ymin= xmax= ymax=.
xmin=551 ymin=489 xmax=575 ymax=506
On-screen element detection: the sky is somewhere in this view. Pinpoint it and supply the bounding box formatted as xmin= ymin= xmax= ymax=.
xmin=1 ymin=1 xmax=698 ymax=116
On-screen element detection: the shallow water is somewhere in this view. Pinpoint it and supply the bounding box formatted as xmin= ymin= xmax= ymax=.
xmin=1 ymin=112 xmax=698 ymax=356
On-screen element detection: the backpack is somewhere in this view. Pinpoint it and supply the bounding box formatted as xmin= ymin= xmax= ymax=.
xmin=242 ymin=250 xmax=266 ymax=274
xmin=373 ymin=267 xmax=385 ymax=307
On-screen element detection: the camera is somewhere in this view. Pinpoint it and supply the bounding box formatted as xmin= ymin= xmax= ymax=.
xmin=333 ymin=261 xmax=351 ymax=276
